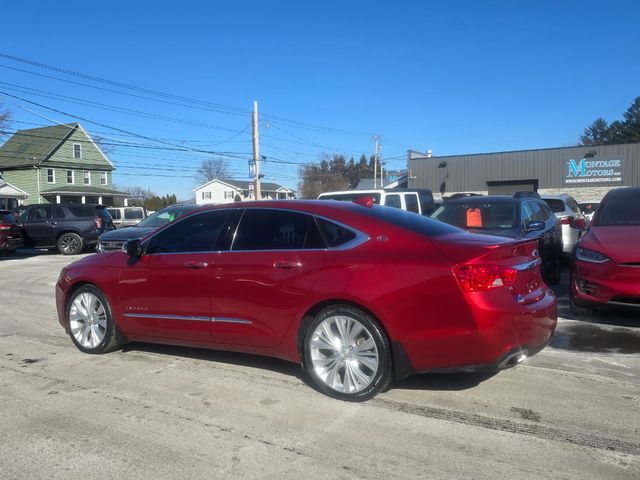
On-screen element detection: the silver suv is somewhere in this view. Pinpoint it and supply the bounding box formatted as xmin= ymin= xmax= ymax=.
xmin=541 ymin=194 xmax=588 ymax=254
xmin=107 ymin=207 xmax=146 ymax=229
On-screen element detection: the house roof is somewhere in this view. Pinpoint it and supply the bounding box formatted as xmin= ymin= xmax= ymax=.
xmin=0 ymin=179 xmax=29 ymax=199
xmin=194 ymin=178 xmax=295 ymax=192
xmin=41 ymin=185 xmax=127 ymax=196
xmin=0 ymin=123 xmax=114 ymax=170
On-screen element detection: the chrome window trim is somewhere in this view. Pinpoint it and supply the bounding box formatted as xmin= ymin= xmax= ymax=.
xmin=139 ymin=206 xmax=370 ymax=256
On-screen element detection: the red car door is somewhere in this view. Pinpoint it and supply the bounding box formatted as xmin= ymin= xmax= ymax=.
xmin=118 ymin=210 xmax=230 ymax=342
xmin=209 ymin=208 xmax=326 ymax=347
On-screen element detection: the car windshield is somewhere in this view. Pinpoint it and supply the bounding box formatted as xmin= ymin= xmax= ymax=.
xmin=594 ymin=197 xmax=640 ymax=226
xmin=137 ymin=206 xmax=194 ymax=228
xmin=431 ymin=201 xmax=517 ymax=229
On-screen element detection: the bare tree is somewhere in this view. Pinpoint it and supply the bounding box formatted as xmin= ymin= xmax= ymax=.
xmin=197 ymin=157 xmax=228 ymax=184
xmin=92 ymin=134 xmax=117 ymax=156
xmin=0 ymin=101 xmax=12 ymax=139
xmin=119 ymin=185 xmax=155 ymax=207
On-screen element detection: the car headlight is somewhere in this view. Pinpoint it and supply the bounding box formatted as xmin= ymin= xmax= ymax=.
xmin=576 ymin=247 xmax=610 ymax=264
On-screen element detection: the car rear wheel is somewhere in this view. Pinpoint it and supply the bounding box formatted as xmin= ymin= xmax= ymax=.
xmin=57 ymin=233 xmax=83 ymax=255
xmin=302 ymin=305 xmax=392 ymax=401
xmin=67 ymin=285 xmax=122 ymax=354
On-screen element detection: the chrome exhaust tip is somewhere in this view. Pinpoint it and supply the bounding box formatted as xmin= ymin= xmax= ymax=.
xmin=498 ymin=350 xmax=528 ymax=369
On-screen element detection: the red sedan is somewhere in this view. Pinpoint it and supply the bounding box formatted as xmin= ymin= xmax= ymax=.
xmin=56 ymin=200 xmax=557 ymax=401
xmin=570 ymin=187 xmax=640 ymax=316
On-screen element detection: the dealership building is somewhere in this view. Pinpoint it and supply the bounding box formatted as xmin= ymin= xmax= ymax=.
xmin=407 ymin=143 xmax=640 ymax=201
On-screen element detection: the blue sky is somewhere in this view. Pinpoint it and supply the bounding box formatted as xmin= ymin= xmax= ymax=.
xmin=1 ymin=1 xmax=638 ymax=199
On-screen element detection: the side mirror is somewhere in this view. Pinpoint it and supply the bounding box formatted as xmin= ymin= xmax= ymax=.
xmin=526 ymin=221 xmax=545 ymax=232
xmin=124 ymin=239 xmax=142 ymax=257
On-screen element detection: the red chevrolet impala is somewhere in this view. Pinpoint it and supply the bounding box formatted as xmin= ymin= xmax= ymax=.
xmin=570 ymin=187 xmax=640 ymax=316
xmin=56 ymin=200 xmax=557 ymax=401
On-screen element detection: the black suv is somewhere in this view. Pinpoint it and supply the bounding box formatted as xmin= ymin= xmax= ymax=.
xmin=431 ymin=192 xmax=563 ymax=285
xmin=19 ymin=204 xmax=114 ymax=255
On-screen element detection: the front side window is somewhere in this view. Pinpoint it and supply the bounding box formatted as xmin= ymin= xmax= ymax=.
xmin=25 ymin=206 xmax=51 ymax=221
xmin=100 ymin=172 xmax=108 ymax=185
xmin=124 ymin=209 xmax=144 ymax=220
xmin=146 ymin=210 xmax=230 ymax=254
xmin=232 ymin=209 xmax=323 ymax=250
xmin=73 ymin=143 xmax=82 ymax=159
xmin=47 ymin=168 xmax=55 ymax=184
xmin=84 ymin=171 xmax=91 ymax=185
xmin=67 ymin=170 xmax=74 ymax=184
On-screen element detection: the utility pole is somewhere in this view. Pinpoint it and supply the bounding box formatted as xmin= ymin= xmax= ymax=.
xmin=252 ymin=100 xmax=261 ymax=200
xmin=371 ymin=136 xmax=381 ymax=188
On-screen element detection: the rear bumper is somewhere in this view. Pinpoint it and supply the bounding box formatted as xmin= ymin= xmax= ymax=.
xmin=0 ymin=235 xmax=24 ymax=251
xmin=395 ymin=288 xmax=557 ymax=376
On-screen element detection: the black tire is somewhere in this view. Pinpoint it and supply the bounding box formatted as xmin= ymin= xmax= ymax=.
xmin=302 ymin=304 xmax=392 ymax=402
xmin=57 ymin=232 xmax=83 ymax=255
xmin=66 ymin=285 xmax=123 ymax=354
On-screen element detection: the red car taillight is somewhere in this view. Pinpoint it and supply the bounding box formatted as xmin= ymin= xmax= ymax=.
xmin=452 ymin=264 xmax=518 ymax=292
xmin=0 ymin=224 xmax=10 ymax=230
xmin=94 ymin=216 xmax=103 ymax=229
xmin=560 ymin=216 xmax=574 ymax=225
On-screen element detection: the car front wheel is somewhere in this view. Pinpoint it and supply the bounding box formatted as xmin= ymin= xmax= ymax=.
xmin=67 ymin=285 xmax=122 ymax=354
xmin=302 ymin=305 xmax=392 ymax=401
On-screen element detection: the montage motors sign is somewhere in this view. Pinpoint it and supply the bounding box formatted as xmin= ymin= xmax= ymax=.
xmin=565 ymin=158 xmax=623 ymax=184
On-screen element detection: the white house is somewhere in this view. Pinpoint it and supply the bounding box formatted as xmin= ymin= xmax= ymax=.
xmin=194 ymin=178 xmax=296 ymax=206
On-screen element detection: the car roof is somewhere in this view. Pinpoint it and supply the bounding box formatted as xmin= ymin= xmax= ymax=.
xmin=441 ymin=195 xmax=519 ymax=204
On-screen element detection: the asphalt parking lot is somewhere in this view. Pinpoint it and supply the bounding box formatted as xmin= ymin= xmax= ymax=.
xmin=0 ymin=251 xmax=638 ymax=479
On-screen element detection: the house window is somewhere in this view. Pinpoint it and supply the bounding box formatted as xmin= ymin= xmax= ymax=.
xmin=224 ymin=191 xmax=235 ymax=199
xmin=73 ymin=143 xmax=82 ymax=159
xmin=67 ymin=170 xmax=74 ymax=184
xmin=47 ymin=169 xmax=55 ymax=184
xmin=202 ymin=191 xmax=212 ymax=200
xmin=84 ymin=171 xmax=91 ymax=185
xmin=100 ymin=172 xmax=108 ymax=185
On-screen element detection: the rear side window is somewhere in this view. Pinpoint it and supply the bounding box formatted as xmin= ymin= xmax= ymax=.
xmin=359 ymin=205 xmax=460 ymax=237
xmin=405 ymin=194 xmax=420 ymax=213
xmin=384 ymin=194 xmax=402 ymax=209
xmin=567 ymin=198 xmax=582 ymax=214
xmin=317 ymin=218 xmax=356 ymax=247
xmin=25 ymin=206 xmax=51 ymax=221
xmin=67 ymin=206 xmax=94 ymax=217
xmin=146 ymin=211 xmax=230 ymax=254
xmin=124 ymin=209 xmax=144 ymax=220
xmin=108 ymin=209 xmax=121 ymax=220
xmin=543 ymin=199 xmax=566 ymax=213
xmin=418 ymin=191 xmax=435 ymax=215
xmin=233 ymin=209 xmax=321 ymax=250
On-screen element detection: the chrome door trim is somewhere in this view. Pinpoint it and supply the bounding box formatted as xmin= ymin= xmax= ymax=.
xmin=212 ymin=317 xmax=253 ymax=325
xmin=123 ymin=313 xmax=210 ymax=322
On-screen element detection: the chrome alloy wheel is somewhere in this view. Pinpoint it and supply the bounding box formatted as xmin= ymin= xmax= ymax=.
xmin=60 ymin=235 xmax=80 ymax=254
xmin=69 ymin=292 xmax=107 ymax=349
xmin=309 ymin=315 xmax=379 ymax=394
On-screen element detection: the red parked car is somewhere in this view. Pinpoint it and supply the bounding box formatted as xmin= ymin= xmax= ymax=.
xmin=0 ymin=209 xmax=24 ymax=255
xmin=56 ymin=200 xmax=557 ymax=401
xmin=570 ymin=187 xmax=640 ymax=316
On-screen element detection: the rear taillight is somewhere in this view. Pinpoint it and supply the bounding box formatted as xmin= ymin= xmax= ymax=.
xmin=560 ymin=215 xmax=574 ymax=225
xmin=0 ymin=223 xmax=11 ymax=230
xmin=452 ymin=264 xmax=518 ymax=292
xmin=569 ymin=217 xmax=586 ymax=230
xmin=95 ymin=216 xmax=104 ymax=229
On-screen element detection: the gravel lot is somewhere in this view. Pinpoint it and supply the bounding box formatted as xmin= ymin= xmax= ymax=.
xmin=1 ymin=251 xmax=639 ymax=479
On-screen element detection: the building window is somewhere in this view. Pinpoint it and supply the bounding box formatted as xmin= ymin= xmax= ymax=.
xmin=73 ymin=143 xmax=82 ymax=159
xmin=84 ymin=171 xmax=91 ymax=185
xmin=67 ymin=170 xmax=74 ymax=184
xmin=100 ymin=172 xmax=108 ymax=185
xmin=47 ymin=168 xmax=55 ymax=184
xmin=202 ymin=191 xmax=212 ymax=200
xmin=224 ymin=190 xmax=235 ymax=199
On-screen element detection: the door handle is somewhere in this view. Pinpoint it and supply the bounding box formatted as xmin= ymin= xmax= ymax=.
xmin=184 ymin=261 xmax=209 ymax=269
xmin=273 ymin=260 xmax=302 ymax=269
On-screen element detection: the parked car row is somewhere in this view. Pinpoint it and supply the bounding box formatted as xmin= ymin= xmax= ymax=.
xmin=0 ymin=205 xmax=148 ymax=256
